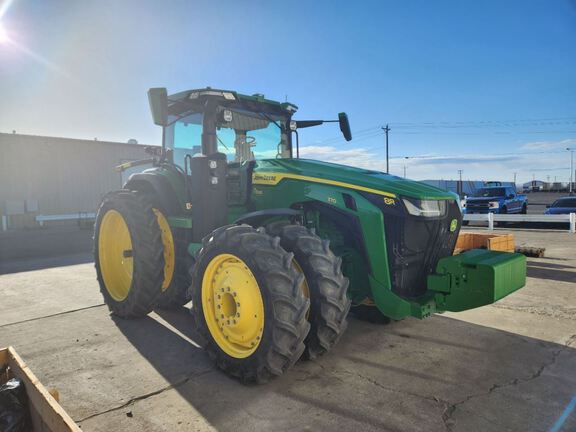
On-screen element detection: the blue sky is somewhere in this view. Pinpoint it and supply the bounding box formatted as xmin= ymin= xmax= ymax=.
xmin=0 ymin=0 xmax=575 ymax=183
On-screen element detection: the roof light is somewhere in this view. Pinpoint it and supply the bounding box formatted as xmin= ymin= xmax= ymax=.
xmin=188 ymin=90 xmax=236 ymax=100
xmin=222 ymin=109 xmax=233 ymax=122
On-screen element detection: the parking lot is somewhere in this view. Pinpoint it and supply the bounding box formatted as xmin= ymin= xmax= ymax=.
xmin=0 ymin=227 xmax=574 ymax=432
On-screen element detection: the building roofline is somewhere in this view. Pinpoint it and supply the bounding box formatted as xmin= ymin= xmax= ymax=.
xmin=0 ymin=132 xmax=160 ymax=148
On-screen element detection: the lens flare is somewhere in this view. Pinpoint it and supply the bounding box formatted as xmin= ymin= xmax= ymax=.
xmin=0 ymin=23 xmax=9 ymax=44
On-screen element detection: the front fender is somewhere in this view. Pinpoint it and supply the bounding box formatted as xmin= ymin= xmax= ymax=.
xmin=124 ymin=172 xmax=181 ymax=215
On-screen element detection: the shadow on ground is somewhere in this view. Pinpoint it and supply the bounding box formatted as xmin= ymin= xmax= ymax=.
xmin=106 ymin=307 xmax=576 ymax=432
xmin=0 ymin=252 xmax=94 ymax=275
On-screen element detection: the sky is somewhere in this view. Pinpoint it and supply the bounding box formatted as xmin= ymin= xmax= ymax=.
xmin=0 ymin=0 xmax=575 ymax=184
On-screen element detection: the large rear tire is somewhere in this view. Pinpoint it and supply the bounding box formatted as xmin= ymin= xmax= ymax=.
xmin=191 ymin=224 xmax=310 ymax=383
xmin=94 ymin=190 xmax=164 ymax=317
xmin=130 ymin=190 xmax=192 ymax=309
xmin=266 ymin=221 xmax=350 ymax=359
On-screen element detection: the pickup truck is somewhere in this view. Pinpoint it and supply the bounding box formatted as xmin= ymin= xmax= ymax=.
xmin=464 ymin=186 xmax=528 ymax=215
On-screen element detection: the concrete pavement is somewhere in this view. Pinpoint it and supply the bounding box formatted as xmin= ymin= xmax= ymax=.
xmin=0 ymin=229 xmax=574 ymax=431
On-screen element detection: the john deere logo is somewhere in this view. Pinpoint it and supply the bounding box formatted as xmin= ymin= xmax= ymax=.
xmin=450 ymin=219 xmax=458 ymax=232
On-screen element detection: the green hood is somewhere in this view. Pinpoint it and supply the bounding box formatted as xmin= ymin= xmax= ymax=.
xmin=254 ymin=159 xmax=455 ymax=200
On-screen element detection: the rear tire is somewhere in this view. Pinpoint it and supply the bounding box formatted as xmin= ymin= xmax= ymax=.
xmin=132 ymin=191 xmax=192 ymax=309
xmin=266 ymin=221 xmax=350 ymax=360
xmin=191 ymin=224 xmax=310 ymax=383
xmin=94 ymin=190 xmax=164 ymax=317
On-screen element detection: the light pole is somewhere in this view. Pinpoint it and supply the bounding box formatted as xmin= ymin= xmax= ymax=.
xmin=382 ymin=125 xmax=390 ymax=174
xmin=458 ymin=169 xmax=463 ymax=196
xmin=568 ymin=147 xmax=574 ymax=195
xmin=403 ymin=156 xmax=410 ymax=178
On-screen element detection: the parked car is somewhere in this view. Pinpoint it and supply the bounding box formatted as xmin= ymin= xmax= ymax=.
xmin=545 ymin=196 xmax=576 ymax=214
xmin=464 ymin=186 xmax=528 ymax=215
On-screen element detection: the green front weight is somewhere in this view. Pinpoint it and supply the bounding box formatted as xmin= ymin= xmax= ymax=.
xmin=428 ymin=249 xmax=527 ymax=312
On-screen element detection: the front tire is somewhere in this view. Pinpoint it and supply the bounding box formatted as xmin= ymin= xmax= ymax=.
xmin=94 ymin=190 xmax=164 ymax=317
xmin=266 ymin=221 xmax=350 ymax=360
xmin=191 ymin=225 xmax=310 ymax=383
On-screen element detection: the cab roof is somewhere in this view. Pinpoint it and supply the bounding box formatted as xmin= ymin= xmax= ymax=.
xmin=167 ymin=87 xmax=298 ymax=119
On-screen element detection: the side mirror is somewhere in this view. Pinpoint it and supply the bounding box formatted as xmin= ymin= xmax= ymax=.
xmin=148 ymin=87 xmax=168 ymax=126
xmin=546 ymin=205 xmax=551 ymax=208
xmin=338 ymin=112 xmax=352 ymax=141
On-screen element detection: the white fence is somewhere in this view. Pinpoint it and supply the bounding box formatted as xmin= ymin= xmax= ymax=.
xmin=464 ymin=213 xmax=576 ymax=233
xmin=36 ymin=212 xmax=96 ymax=227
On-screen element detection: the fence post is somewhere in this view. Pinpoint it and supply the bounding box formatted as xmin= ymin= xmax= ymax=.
xmin=488 ymin=212 xmax=494 ymax=230
xmin=570 ymin=213 xmax=575 ymax=234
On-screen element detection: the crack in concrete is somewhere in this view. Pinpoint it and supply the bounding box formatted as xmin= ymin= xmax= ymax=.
xmin=74 ymin=368 xmax=215 ymax=424
xmin=0 ymin=304 xmax=106 ymax=328
xmin=312 ymin=360 xmax=449 ymax=407
xmin=441 ymin=334 xmax=576 ymax=431
xmin=316 ymin=363 xmax=452 ymax=431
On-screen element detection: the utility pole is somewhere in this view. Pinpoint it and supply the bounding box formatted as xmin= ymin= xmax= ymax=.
xmin=458 ymin=169 xmax=463 ymax=196
xmin=382 ymin=125 xmax=391 ymax=174
xmin=568 ymin=147 xmax=574 ymax=195
xmin=403 ymin=165 xmax=407 ymax=178
xmin=513 ymin=172 xmax=517 ymax=187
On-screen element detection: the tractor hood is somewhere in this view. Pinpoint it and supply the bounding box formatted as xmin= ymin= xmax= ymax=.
xmin=254 ymin=159 xmax=456 ymax=201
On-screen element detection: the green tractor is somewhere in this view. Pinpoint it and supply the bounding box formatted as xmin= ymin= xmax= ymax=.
xmin=94 ymin=87 xmax=526 ymax=382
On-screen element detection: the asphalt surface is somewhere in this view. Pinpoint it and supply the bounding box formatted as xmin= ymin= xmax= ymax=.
xmin=0 ymin=228 xmax=575 ymax=431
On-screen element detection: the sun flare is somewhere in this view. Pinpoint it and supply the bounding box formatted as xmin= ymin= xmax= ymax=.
xmin=0 ymin=23 xmax=9 ymax=44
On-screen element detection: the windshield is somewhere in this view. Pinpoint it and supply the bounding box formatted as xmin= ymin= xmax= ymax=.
xmin=553 ymin=198 xmax=576 ymax=207
xmin=475 ymin=188 xmax=505 ymax=197
xmin=215 ymin=107 xmax=289 ymax=162
xmin=165 ymin=107 xmax=290 ymax=167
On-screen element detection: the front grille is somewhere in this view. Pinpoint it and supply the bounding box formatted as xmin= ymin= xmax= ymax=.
xmin=467 ymin=201 xmax=490 ymax=210
xmin=383 ymin=201 xmax=461 ymax=298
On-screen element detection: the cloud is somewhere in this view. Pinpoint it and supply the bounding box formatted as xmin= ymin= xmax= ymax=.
xmin=298 ymin=138 xmax=576 ymax=184
xmin=520 ymin=138 xmax=576 ymax=151
xmin=412 ymin=156 xmax=518 ymax=165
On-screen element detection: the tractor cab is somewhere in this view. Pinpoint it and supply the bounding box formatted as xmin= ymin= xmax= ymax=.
xmin=146 ymin=87 xmax=352 ymax=240
xmin=159 ymin=89 xmax=297 ymax=168
xmin=148 ymin=87 xmax=351 ymax=166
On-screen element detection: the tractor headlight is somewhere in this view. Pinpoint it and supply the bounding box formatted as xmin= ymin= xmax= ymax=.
xmin=488 ymin=201 xmax=500 ymax=209
xmin=402 ymin=197 xmax=447 ymax=217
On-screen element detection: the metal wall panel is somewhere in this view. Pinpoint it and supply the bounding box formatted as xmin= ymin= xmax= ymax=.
xmin=0 ymin=133 xmax=157 ymax=216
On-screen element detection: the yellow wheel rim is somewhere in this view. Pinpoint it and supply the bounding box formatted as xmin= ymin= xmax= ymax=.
xmin=98 ymin=210 xmax=133 ymax=301
xmin=201 ymin=254 xmax=264 ymax=358
xmin=293 ymin=260 xmax=310 ymax=319
xmin=153 ymin=208 xmax=175 ymax=291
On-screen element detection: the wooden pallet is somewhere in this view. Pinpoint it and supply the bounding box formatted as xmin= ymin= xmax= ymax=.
xmin=454 ymin=232 xmax=515 ymax=255
xmin=0 ymin=346 xmax=81 ymax=432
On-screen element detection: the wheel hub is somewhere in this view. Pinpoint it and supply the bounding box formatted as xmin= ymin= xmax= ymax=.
xmin=202 ymin=254 xmax=264 ymax=358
